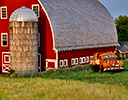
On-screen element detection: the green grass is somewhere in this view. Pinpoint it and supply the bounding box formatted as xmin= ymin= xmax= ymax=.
xmin=0 ymin=78 xmax=128 ymax=100
xmin=123 ymin=59 xmax=128 ymax=71
xmin=0 ymin=60 xmax=128 ymax=100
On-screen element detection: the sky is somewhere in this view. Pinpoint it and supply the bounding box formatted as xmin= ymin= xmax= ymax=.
xmin=98 ymin=0 xmax=128 ymax=18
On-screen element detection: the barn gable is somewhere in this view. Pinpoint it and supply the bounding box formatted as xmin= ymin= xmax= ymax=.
xmin=0 ymin=0 xmax=119 ymax=72
xmin=40 ymin=0 xmax=119 ymax=50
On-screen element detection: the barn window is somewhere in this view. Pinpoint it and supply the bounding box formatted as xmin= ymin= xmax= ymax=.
xmin=86 ymin=56 xmax=89 ymax=63
xmin=1 ymin=7 xmax=7 ymax=19
xmin=83 ymin=57 xmax=85 ymax=63
xmin=4 ymin=55 xmax=10 ymax=63
xmin=71 ymin=58 xmax=75 ymax=65
xmin=37 ymin=33 xmax=40 ymax=47
xmin=75 ymin=58 xmax=78 ymax=65
xmin=64 ymin=59 xmax=68 ymax=66
xmin=79 ymin=57 xmax=82 ymax=64
xmin=90 ymin=56 xmax=95 ymax=60
xmin=1 ymin=33 xmax=8 ymax=46
xmin=60 ymin=60 xmax=63 ymax=67
xmin=32 ymin=5 xmax=39 ymax=17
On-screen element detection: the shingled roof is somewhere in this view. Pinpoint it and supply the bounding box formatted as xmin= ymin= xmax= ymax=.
xmin=40 ymin=0 xmax=119 ymax=50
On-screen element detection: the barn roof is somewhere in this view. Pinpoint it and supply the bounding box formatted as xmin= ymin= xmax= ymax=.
xmin=40 ymin=0 xmax=119 ymax=50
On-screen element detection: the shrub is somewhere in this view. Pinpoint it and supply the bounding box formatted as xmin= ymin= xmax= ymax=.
xmin=46 ymin=69 xmax=56 ymax=74
xmin=9 ymin=69 xmax=18 ymax=78
xmin=9 ymin=69 xmax=15 ymax=75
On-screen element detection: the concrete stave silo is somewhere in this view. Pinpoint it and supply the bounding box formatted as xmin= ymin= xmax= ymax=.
xmin=9 ymin=7 xmax=38 ymax=73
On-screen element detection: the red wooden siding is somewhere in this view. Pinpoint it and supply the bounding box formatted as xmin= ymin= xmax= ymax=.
xmin=48 ymin=62 xmax=55 ymax=68
xmin=58 ymin=46 xmax=116 ymax=67
xmin=0 ymin=0 xmax=56 ymax=71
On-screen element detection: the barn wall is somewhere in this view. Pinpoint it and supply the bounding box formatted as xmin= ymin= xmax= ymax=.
xmin=0 ymin=52 xmax=2 ymax=72
xmin=0 ymin=0 xmax=56 ymax=71
xmin=58 ymin=46 xmax=116 ymax=67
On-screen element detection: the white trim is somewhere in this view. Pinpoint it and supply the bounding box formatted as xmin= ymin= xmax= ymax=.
xmin=32 ymin=4 xmax=40 ymax=17
xmin=4 ymin=55 xmax=10 ymax=63
xmin=1 ymin=33 xmax=8 ymax=47
xmin=79 ymin=57 xmax=82 ymax=64
xmin=71 ymin=58 xmax=75 ymax=65
xmin=86 ymin=56 xmax=89 ymax=63
xmin=60 ymin=60 xmax=63 ymax=67
xmin=1 ymin=6 xmax=7 ymax=19
xmin=2 ymin=52 xmax=10 ymax=73
xmin=83 ymin=57 xmax=85 ymax=63
xmin=38 ymin=0 xmax=57 ymax=69
xmin=46 ymin=61 xmax=48 ymax=68
xmin=46 ymin=59 xmax=56 ymax=62
xmin=38 ymin=0 xmax=55 ymax=49
xmin=64 ymin=59 xmax=68 ymax=66
xmin=75 ymin=58 xmax=78 ymax=65
xmin=45 ymin=59 xmax=56 ymax=68
xmin=38 ymin=53 xmax=41 ymax=72
xmin=54 ymin=49 xmax=58 ymax=69
xmin=79 ymin=57 xmax=86 ymax=64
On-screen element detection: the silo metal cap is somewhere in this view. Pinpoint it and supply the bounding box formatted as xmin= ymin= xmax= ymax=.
xmin=10 ymin=6 xmax=38 ymax=22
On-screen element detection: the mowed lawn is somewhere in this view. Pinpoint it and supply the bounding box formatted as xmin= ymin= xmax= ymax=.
xmin=0 ymin=59 xmax=128 ymax=100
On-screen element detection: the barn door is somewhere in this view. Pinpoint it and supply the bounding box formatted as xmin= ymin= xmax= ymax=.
xmin=38 ymin=54 xmax=41 ymax=72
xmin=2 ymin=52 xmax=10 ymax=73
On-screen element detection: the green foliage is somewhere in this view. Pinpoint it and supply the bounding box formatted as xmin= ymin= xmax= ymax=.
xmin=115 ymin=15 xmax=128 ymax=41
xmin=0 ymin=63 xmax=128 ymax=99
xmin=8 ymin=69 xmax=18 ymax=78
xmin=122 ymin=59 xmax=128 ymax=71
xmin=9 ymin=69 xmax=15 ymax=75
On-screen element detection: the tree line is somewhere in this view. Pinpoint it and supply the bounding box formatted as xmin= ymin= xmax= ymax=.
xmin=115 ymin=15 xmax=128 ymax=42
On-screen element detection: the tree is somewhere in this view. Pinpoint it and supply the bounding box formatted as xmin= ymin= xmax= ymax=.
xmin=115 ymin=15 xmax=128 ymax=41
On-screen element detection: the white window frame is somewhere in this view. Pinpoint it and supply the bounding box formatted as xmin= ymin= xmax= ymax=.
xmin=64 ymin=59 xmax=68 ymax=66
xmin=60 ymin=60 xmax=63 ymax=67
xmin=79 ymin=57 xmax=82 ymax=64
xmin=75 ymin=58 xmax=78 ymax=65
xmin=83 ymin=57 xmax=86 ymax=63
xmin=32 ymin=4 xmax=40 ymax=17
xmin=1 ymin=33 xmax=8 ymax=46
xmin=4 ymin=55 xmax=10 ymax=63
xmin=71 ymin=58 xmax=75 ymax=65
xmin=1 ymin=6 xmax=7 ymax=19
xmin=90 ymin=56 xmax=95 ymax=60
xmin=37 ymin=33 xmax=40 ymax=47
xmin=86 ymin=56 xmax=89 ymax=63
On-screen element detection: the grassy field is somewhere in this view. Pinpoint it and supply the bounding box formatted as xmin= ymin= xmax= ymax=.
xmin=0 ymin=78 xmax=128 ymax=100
xmin=0 ymin=60 xmax=128 ymax=100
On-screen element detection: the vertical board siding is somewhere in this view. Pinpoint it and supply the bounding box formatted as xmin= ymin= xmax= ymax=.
xmin=58 ymin=47 xmax=116 ymax=67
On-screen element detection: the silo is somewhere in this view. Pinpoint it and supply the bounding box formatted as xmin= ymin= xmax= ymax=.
xmin=9 ymin=7 xmax=38 ymax=73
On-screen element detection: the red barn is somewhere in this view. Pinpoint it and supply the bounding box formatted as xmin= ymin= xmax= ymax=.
xmin=0 ymin=0 xmax=119 ymax=73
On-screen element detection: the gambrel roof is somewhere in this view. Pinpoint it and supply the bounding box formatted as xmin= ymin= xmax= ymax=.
xmin=40 ymin=0 xmax=119 ymax=50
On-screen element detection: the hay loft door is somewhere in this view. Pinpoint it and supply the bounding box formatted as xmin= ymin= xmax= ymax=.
xmin=2 ymin=52 xmax=10 ymax=73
